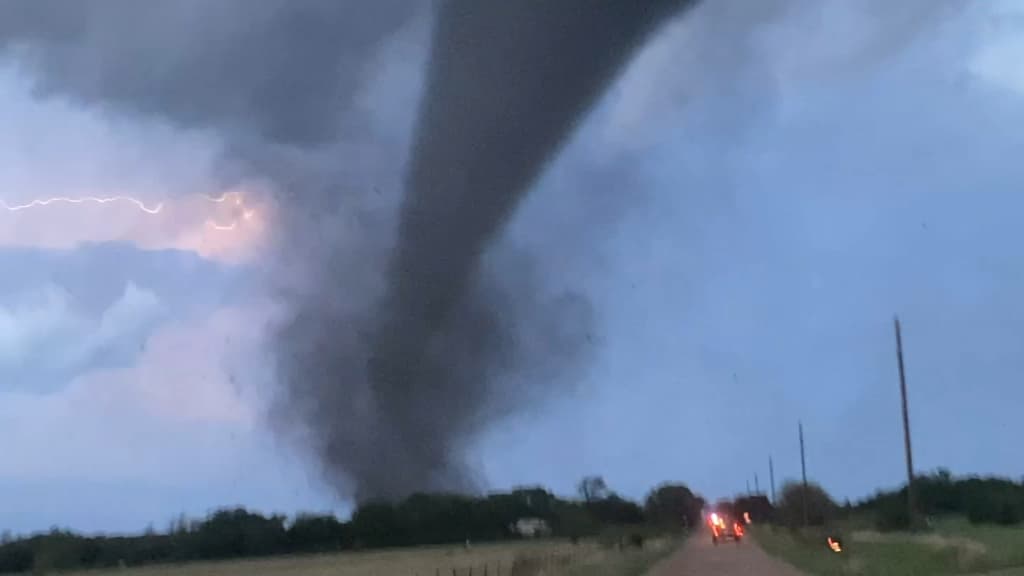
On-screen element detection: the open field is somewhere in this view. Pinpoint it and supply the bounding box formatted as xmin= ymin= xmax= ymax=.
xmin=56 ymin=537 xmax=679 ymax=576
xmin=754 ymin=516 xmax=1024 ymax=576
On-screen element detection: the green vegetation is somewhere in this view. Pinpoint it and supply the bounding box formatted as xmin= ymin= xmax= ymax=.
xmin=774 ymin=481 xmax=840 ymax=528
xmin=861 ymin=470 xmax=1024 ymax=530
xmin=0 ymin=478 xmax=697 ymax=575
xmin=56 ymin=540 xmax=602 ymax=576
xmin=756 ymin=518 xmax=1024 ymax=576
xmin=755 ymin=471 xmax=1024 ymax=575
xmin=44 ymin=537 xmax=681 ymax=576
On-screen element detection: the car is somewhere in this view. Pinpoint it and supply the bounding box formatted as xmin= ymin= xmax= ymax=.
xmin=708 ymin=510 xmax=745 ymax=545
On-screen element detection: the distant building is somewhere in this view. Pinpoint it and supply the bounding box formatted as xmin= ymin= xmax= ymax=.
xmin=510 ymin=517 xmax=551 ymax=538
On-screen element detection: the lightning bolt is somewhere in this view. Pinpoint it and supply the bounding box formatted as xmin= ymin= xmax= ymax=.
xmin=1 ymin=196 xmax=164 ymax=214
xmin=3 ymin=192 xmax=260 ymax=235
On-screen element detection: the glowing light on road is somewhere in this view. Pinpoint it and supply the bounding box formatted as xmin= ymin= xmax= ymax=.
xmin=1 ymin=195 xmax=164 ymax=214
xmin=828 ymin=537 xmax=843 ymax=553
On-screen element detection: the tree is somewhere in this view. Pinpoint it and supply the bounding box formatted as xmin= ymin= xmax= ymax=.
xmin=777 ymin=481 xmax=837 ymax=527
xmin=733 ymin=495 xmax=773 ymax=524
xmin=578 ymin=476 xmax=609 ymax=503
xmin=194 ymin=509 xmax=288 ymax=558
xmin=551 ymin=502 xmax=601 ymax=539
xmin=0 ymin=483 xmax=672 ymax=573
xmin=288 ymin=514 xmax=349 ymax=552
xmin=588 ymin=495 xmax=644 ymax=525
xmin=859 ymin=472 xmax=1024 ymax=529
xmin=644 ymin=484 xmax=705 ymax=529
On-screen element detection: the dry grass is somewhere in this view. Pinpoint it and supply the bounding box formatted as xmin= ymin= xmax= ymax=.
xmin=59 ymin=540 xmax=600 ymax=576
xmin=755 ymin=517 xmax=1024 ymax=576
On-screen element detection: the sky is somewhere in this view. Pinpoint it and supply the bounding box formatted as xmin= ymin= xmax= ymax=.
xmin=2 ymin=0 xmax=1023 ymax=534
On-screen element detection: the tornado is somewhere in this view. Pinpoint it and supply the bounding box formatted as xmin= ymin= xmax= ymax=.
xmin=347 ymin=0 xmax=694 ymax=500
xmin=0 ymin=0 xmax=695 ymax=502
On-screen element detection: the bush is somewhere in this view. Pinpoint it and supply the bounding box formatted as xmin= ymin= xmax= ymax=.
xmin=965 ymin=488 xmax=1023 ymax=526
xmin=776 ymin=482 xmax=837 ymax=528
xmin=874 ymin=498 xmax=911 ymax=531
xmin=644 ymin=484 xmax=705 ymax=530
xmin=858 ymin=471 xmax=1024 ymax=528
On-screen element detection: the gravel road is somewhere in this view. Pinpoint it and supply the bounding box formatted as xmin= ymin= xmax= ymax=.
xmin=647 ymin=530 xmax=807 ymax=576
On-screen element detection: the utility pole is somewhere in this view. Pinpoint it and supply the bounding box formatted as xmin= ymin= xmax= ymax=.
xmin=895 ymin=316 xmax=916 ymax=527
xmin=769 ymin=456 xmax=776 ymax=505
xmin=746 ymin=479 xmax=751 ymax=496
xmin=755 ymin=473 xmax=760 ymax=495
xmin=799 ymin=421 xmax=808 ymax=526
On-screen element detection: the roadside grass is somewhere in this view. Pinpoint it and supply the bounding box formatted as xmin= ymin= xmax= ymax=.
xmin=54 ymin=535 xmax=682 ymax=576
xmin=754 ymin=516 xmax=1024 ymax=576
xmin=560 ymin=535 xmax=681 ymax=576
xmin=59 ymin=540 xmax=586 ymax=576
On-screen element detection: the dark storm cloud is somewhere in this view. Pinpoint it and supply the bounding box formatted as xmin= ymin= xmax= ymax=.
xmin=0 ymin=0 xmax=691 ymax=500
xmin=0 ymin=0 xmax=415 ymax=144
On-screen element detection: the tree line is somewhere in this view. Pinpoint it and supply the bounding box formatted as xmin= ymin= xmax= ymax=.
xmin=10 ymin=469 xmax=1010 ymax=571
xmin=0 ymin=477 xmax=706 ymax=574
xmin=858 ymin=469 xmax=1024 ymax=530
xmin=768 ymin=469 xmax=1024 ymax=531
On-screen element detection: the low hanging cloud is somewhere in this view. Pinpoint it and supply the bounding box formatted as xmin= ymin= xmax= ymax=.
xmin=0 ymin=304 xmax=266 ymax=482
xmin=0 ymin=281 xmax=162 ymax=393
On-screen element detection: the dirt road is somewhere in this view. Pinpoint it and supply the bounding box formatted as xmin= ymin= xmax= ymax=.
xmin=647 ymin=530 xmax=806 ymax=576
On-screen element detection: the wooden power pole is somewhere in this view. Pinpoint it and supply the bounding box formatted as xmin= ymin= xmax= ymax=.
xmin=895 ymin=316 xmax=916 ymax=527
xmin=799 ymin=421 xmax=808 ymax=526
xmin=769 ymin=456 xmax=776 ymax=505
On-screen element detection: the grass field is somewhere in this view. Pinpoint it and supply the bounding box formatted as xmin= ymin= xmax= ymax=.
xmin=55 ymin=537 xmax=679 ymax=576
xmin=755 ymin=517 xmax=1024 ymax=576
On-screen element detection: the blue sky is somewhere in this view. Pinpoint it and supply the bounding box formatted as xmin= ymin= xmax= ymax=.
xmin=2 ymin=0 xmax=1023 ymax=533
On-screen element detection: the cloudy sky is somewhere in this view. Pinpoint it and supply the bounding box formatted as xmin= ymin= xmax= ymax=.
xmin=2 ymin=0 xmax=1023 ymax=533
